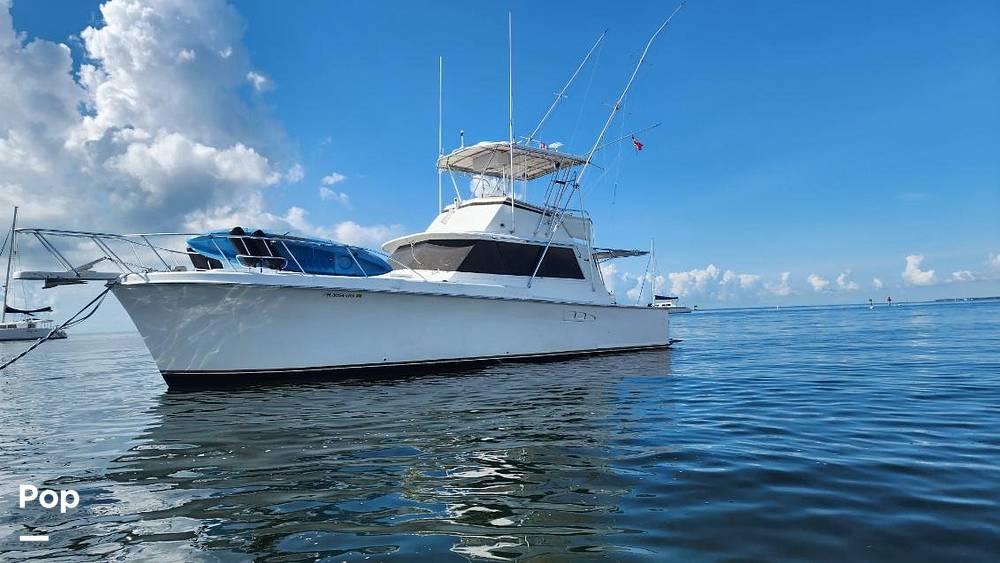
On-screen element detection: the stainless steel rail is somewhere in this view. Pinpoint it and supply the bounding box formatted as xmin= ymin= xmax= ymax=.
xmin=15 ymin=228 xmax=427 ymax=280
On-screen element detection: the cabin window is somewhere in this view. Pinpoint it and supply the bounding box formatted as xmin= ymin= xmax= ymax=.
xmin=390 ymin=239 xmax=584 ymax=279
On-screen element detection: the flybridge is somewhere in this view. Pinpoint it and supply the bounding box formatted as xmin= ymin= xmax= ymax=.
xmin=437 ymin=142 xmax=587 ymax=182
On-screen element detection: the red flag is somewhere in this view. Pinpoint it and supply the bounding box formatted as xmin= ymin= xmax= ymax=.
xmin=631 ymin=135 xmax=644 ymax=151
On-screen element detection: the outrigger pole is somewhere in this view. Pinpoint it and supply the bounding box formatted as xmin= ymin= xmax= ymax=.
xmin=595 ymin=122 xmax=663 ymax=152
xmin=527 ymin=29 xmax=607 ymax=145
xmin=576 ymin=1 xmax=686 ymax=189
xmin=438 ymin=56 xmax=444 ymax=212
xmin=527 ymin=2 xmax=686 ymax=289
xmin=508 ymin=11 xmax=516 ymax=231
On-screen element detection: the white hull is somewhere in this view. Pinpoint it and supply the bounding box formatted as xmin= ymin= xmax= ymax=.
xmin=113 ymin=272 xmax=669 ymax=386
xmin=0 ymin=326 xmax=65 ymax=341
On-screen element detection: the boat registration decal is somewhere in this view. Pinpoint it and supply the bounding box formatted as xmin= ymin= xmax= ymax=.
xmin=324 ymin=292 xmax=363 ymax=299
xmin=564 ymin=310 xmax=597 ymax=322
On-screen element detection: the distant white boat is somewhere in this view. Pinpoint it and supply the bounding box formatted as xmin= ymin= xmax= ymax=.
xmin=1 ymin=207 xmax=66 ymax=342
xmin=652 ymin=295 xmax=692 ymax=314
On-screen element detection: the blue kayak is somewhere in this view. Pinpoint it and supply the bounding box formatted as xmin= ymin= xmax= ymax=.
xmin=186 ymin=227 xmax=391 ymax=277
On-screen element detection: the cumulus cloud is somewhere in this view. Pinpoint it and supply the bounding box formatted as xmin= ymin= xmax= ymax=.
xmin=720 ymin=269 xmax=761 ymax=289
xmin=667 ymin=264 xmax=720 ymax=297
xmin=184 ymin=195 xmax=400 ymax=247
xmin=319 ymin=187 xmax=350 ymax=206
xmin=285 ymin=163 xmax=304 ymax=183
xmin=902 ymin=254 xmax=936 ymax=286
xmin=716 ymin=269 xmax=760 ymax=301
xmin=625 ymin=272 xmax=666 ymax=303
xmin=807 ymin=273 xmax=830 ymax=292
xmin=599 ymin=262 xmax=618 ymax=293
xmin=321 ymin=172 xmax=347 ymax=186
xmin=836 ymin=271 xmax=860 ymax=291
xmin=0 ymin=0 xmax=392 ymax=248
xmin=950 ymin=270 xmax=975 ymax=282
xmin=766 ymin=272 xmax=792 ymax=296
xmin=872 ymin=277 xmax=884 ymax=290
xmin=246 ymin=70 xmax=271 ymax=91
xmin=327 ymin=220 xmax=404 ymax=248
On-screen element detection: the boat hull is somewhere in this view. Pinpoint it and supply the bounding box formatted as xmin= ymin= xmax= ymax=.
xmin=112 ymin=281 xmax=670 ymax=387
xmin=0 ymin=326 xmax=66 ymax=341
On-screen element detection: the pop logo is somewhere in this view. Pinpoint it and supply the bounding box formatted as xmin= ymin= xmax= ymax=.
xmin=19 ymin=484 xmax=79 ymax=513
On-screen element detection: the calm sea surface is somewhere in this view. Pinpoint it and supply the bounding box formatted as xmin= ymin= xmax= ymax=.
xmin=1 ymin=301 xmax=999 ymax=561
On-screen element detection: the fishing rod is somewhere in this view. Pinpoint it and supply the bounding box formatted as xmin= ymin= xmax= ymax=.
xmin=594 ymin=122 xmax=662 ymax=152
xmin=577 ymin=1 xmax=686 ymax=188
xmin=527 ymin=29 xmax=607 ymax=144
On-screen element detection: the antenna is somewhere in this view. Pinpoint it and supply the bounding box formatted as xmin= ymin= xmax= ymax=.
xmin=594 ymin=122 xmax=662 ymax=152
xmin=577 ymin=1 xmax=685 ymax=189
xmin=527 ymin=30 xmax=607 ymax=144
xmin=438 ymin=56 xmax=443 ymax=212
xmin=2 ymin=206 xmax=17 ymax=324
xmin=508 ymin=11 xmax=516 ymax=230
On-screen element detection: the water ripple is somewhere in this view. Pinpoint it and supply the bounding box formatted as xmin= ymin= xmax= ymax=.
xmin=1 ymin=302 xmax=999 ymax=560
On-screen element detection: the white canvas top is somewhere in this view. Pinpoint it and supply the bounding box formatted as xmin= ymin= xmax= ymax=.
xmin=437 ymin=142 xmax=587 ymax=181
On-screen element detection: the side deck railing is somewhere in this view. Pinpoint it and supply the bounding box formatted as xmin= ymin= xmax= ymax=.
xmin=16 ymin=228 xmax=426 ymax=280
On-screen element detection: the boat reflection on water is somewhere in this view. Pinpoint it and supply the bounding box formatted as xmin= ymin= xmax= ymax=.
xmin=103 ymin=350 xmax=672 ymax=560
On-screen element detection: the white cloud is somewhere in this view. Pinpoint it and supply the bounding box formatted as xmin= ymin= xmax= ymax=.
xmin=716 ymin=269 xmax=761 ymax=301
xmin=836 ymin=271 xmax=860 ymax=291
xmin=950 ymin=270 xmax=975 ymax=282
xmin=902 ymin=254 xmax=936 ymax=286
xmin=106 ymin=132 xmax=280 ymax=198
xmin=667 ymin=264 xmax=719 ymax=297
xmin=321 ymin=172 xmax=347 ymax=186
xmin=328 ymin=220 xmax=403 ymax=248
xmin=319 ymin=187 xmax=350 ymax=206
xmin=599 ymin=262 xmax=618 ymax=293
xmin=720 ymin=269 xmax=761 ymax=289
xmin=807 ymin=273 xmax=830 ymax=292
xmin=626 ymin=272 xmax=666 ymax=302
xmin=184 ymin=194 xmax=400 ymax=247
xmin=766 ymin=272 xmax=792 ymax=296
xmin=0 ymin=0 xmax=392 ymax=249
xmin=246 ymin=70 xmax=271 ymax=91
xmin=872 ymin=277 xmax=884 ymax=290
xmin=285 ymin=163 xmax=304 ymax=183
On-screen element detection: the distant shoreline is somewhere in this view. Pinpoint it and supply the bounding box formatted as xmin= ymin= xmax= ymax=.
xmin=689 ymin=296 xmax=1000 ymax=314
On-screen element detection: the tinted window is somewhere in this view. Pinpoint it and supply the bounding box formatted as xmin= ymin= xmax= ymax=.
xmin=391 ymin=239 xmax=584 ymax=279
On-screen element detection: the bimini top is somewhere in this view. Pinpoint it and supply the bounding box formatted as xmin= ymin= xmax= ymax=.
xmin=437 ymin=141 xmax=588 ymax=181
xmin=187 ymin=227 xmax=391 ymax=277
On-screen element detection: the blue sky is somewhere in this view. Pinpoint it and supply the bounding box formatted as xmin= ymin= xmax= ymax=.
xmin=3 ymin=0 xmax=999 ymax=323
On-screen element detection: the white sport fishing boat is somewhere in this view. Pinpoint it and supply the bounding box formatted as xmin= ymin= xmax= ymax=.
xmin=16 ymin=11 xmax=684 ymax=386
xmin=1 ymin=207 xmax=66 ymax=342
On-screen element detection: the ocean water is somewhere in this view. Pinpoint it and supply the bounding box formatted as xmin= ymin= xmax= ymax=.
xmin=1 ymin=301 xmax=999 ymax=561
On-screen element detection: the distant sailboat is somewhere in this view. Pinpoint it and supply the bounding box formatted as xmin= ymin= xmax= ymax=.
xmin=0 ymin=207 xmax=66 ymax=341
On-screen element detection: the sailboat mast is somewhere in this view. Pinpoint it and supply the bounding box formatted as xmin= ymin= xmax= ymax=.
xmin=2 ymin=206 xmax=17 ymax=323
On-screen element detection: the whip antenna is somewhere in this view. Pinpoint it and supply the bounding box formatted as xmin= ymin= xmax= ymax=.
xmin=527 ymin=30 xmax=607 ymax=144
xmin=577 ymin=1 xmax=685 ymax=188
